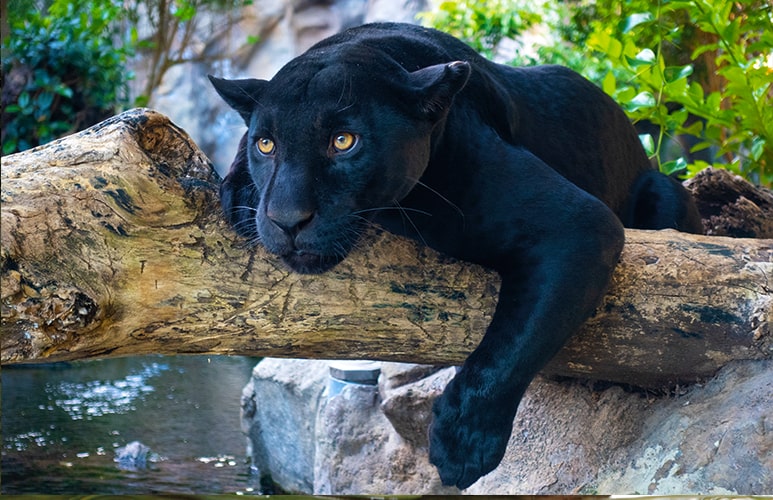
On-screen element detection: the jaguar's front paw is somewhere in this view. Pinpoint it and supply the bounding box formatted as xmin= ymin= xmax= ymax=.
xmin=428 ymin=377 xmax=516 ymax=489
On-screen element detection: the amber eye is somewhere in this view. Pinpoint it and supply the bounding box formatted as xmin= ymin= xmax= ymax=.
xmin=256 ymin=137 xmax=275 ymax=155
xmin=332 ymin=132 xmax=357 ymax=152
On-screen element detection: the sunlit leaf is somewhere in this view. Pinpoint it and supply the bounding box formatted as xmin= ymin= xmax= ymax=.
xmin=626 ymin=48 xmax=656 ymax=68
xmin=661 ymin=157 xmax=688 ymax=176
xmin=689 ymin=141 xmax=712 ymax=154
xmin=623 ymin=12 xmax=653 ymax=33
xmin=602 ymin=72 xmax=616 ymax=96
xmin=639 ymin=133 xmax=655 ymax=156
xmin=664 ymin=64 xmax=693 ymax=83
xmin=624 ymin=91 xmax=656 ymax=112
xmin=751 ymin=137 xmax=766 ymax=161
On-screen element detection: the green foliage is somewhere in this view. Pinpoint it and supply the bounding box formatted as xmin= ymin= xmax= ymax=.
xmin=421 ymin=0 xmax=773 ymax=187
xmin=586 ymin=0 xmax=773 ymax=186
xmin=417 ymin=0 xmax=543 ymax=58
xmin=2 ymin=0 xmax=255 ymax=155
xmin=1 ymin=0 xmax=133 ymax=155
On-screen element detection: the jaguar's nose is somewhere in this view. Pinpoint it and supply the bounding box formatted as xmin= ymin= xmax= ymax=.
xmin=266 ymin=208 xmax=314 ymax=236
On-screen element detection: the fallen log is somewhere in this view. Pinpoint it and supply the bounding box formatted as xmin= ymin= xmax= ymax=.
xmin=1 ymin=109 xmax=771 ymax=387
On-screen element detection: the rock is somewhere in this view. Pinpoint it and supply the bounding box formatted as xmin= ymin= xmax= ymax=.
xmin=313 ymin=374 xmax=457 ymax=495
xmin=464 ymin=376 xmax=654 ymax=494
xmin=114 ymin=441 xmax=152 ymax=471
xmin=241 ymin=358 xmax=329 ymax=492
xmin=365 ymin=0 xmax=430 ymax=24
xmin=379 ymin=362 xmax=446 ymax=391
xmin=595 ymin=360 xmax=773 ymax=494
xmin=473 ymin=360 xmax=772 ymax=494
xmin=242 ymin=358 xmax=773 ymax=494
xmin=380 ymin=365 xmax=454 ymax=449
xmin=242 ymin=358 xmax=458 ymax=494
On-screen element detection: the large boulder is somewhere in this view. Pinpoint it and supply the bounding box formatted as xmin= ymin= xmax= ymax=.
xmin=240 ymin=358 xmax=329 ymax=492
xmin=313 ymin=373 xmax=456 ymax=494
xmin=242 ymin=358 xmax=772 ymax=494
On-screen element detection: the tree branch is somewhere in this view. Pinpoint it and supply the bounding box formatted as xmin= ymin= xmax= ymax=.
xmin=1 ymin=109 xmax=771 ymax=388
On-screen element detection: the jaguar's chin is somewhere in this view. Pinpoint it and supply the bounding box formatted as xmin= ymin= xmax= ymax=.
xmin=280 ymin=250 xmax=346 ymax=274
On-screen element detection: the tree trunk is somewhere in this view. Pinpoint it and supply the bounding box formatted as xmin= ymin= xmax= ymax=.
xmin=1 ymin=109 xmax=771 ymax=388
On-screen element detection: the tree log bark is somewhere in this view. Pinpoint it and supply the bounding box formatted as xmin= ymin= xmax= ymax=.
xmin=2 ymin=109 xmax=771 ymax=387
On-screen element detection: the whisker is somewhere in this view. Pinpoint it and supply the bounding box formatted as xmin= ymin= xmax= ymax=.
xmin=231 ymin=205 xmax=259 ymax=213
xmin=351 ymin=207 xmax=433 ymax=217
xmin=410 ymin=178 xmax=465 ymax=219
xmin=234 ymin=82 xmax=263 ymax=107
xmin=231 ymin=218 xmax=258 ymax=233
xmin=336 ymin=74 xmax=355 ymax=111
xmin=394 ymin=199 xmax=428 ymax=247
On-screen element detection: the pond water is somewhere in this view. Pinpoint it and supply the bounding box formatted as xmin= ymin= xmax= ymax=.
xmin=2 ymin=355 xmax=263 ymax=495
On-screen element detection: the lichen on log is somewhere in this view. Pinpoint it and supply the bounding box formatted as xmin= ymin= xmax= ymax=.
xmin=1 ymin=108 xmax=771 ymax=388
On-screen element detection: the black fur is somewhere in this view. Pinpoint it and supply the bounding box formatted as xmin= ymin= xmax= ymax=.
xmin=209 ymin=22 xmax=702 ymax=489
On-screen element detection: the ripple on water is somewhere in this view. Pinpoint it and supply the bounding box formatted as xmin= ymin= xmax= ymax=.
xmin=46 ymin=362 xmax=170 ymax=420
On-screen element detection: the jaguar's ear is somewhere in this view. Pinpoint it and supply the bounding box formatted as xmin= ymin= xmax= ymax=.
xmin=406 ymin=61 xmax=471 ymax=121
xmin=208 ymin=75 xmax=268 ymax=125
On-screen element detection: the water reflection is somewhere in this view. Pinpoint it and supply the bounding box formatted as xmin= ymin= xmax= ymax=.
xmin=2 ymin=355 xmax=261 ymax=495
xmin=50 ymin=362 xmax=167 ymax=420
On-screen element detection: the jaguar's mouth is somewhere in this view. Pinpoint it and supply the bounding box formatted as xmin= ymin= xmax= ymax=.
xmin=280 ymin=250 xmax=345 ymax=275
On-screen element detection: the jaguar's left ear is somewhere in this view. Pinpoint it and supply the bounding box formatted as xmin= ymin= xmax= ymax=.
xmin=208 ymin=75 xmax=268 ymax=125
xmin=406 ymin=61 xmax=471 ymax=121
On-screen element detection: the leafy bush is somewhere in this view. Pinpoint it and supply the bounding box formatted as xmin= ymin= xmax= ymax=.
xmin=417 ymin=0 xmax=542 ymax=58
xmin=421 ymin=0 xmax=773 ymax=187
xmin=1 ymin=0 xmax=133 ymax=155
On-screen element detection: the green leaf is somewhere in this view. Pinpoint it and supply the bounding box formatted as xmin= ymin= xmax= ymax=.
xmin=689 ymin=141 xmax=712 ymax=154
xmin=623 ymin=12 xmax=653 ymax=33
xmin=625 ymin=48 xmax=656 ymax=69
xmin=682 ymin=120 xmax=704 ymax=137
xmin=751 ymin=137 xmax=766 ymax=161
xmin=2 ymin=139 xmax=18 ymax=155
xmin=624 ymin=91 xmax=656 ymax=112
xmin=18 ymin=92 xmax=30 ymax=109
xmin=173 ymin=0 xmax=196 ymax=21
xmin=55 ymin=85 xmax=74 ymax=98
xmin=607 ymin=36 xmax=623 ymax=59
xmin=687 ymin=81 xmax=705 ymax=104
xmin=661 ymin=157 xmax=688 ymax=176
xmin=588 ymin=30 xmax=622 ymax=59
xmin=36 ymin=91 xmax=55 ymax=111
xmin=134 ymin=94 xmax=150 ymax=107
xmin=664 ymin=64 xmax=693 ymax=84
xmin=615 ymin=85 xmax=637 ymax=103
xmin=639 ymin=133 xmax=655 ymax=156
xmin=602 ymin=71 xmax=616 ymax=96
xmin=706 ymin=91 xmax=722 ymax=111
xmin=666 ymin=108 xmax=689 ymax=130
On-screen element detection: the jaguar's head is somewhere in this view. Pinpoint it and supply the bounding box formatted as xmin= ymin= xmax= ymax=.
xmin=209 ymin=50 xmax=469 ymax=274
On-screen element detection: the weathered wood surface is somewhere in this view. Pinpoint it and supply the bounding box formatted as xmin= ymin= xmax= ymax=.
xmin=1 ymin=108 xmax=771 ymax=387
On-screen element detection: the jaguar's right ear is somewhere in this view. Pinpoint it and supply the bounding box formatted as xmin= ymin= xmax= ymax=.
xmin=405 ymin=61 xmax=471 ymax=122
xmin=208 ymin=75 xmax=268 ymax=125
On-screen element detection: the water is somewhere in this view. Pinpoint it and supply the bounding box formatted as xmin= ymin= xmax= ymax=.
xmin=1 ymin=355 xmax=263 ymax=495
